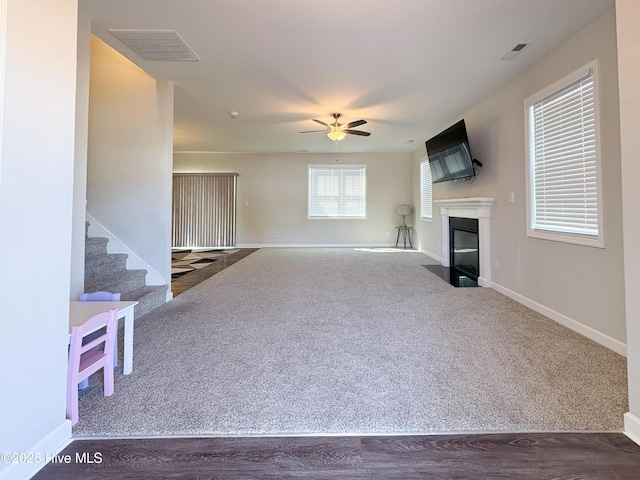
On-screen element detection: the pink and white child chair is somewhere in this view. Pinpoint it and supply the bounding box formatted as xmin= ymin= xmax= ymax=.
xmin=78 ymin=291 xmax=121 ymax=388
xmin=66 ymin=309 xmax=118 ymax=425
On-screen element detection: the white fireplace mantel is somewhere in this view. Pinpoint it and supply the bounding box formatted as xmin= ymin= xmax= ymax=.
xmin=434 ymin=197 xmax=495 ymax=287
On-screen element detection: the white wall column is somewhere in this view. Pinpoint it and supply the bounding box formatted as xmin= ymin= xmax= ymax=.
xmin=70 ymin=13 xmax=92 ymax=300
xmin=616 ymin=0 xmax=640 ymax=445
xmin=0 ymin=0 xmax=77 ymax=477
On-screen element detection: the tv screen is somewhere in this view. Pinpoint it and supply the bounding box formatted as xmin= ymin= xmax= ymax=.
xmin=426 ymin=119 xmax=475 ymax=183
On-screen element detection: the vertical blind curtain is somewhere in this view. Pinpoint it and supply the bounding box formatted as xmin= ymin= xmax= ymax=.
xmin=531 ymin=71 xmax=598 ymax=236
xmin=308 ymin=165 xmax=366 ymax=218
xmin=420 ymin=159 xmax=433 ymax=219
xmin=172 ymin=173 xmax=238 ymax=248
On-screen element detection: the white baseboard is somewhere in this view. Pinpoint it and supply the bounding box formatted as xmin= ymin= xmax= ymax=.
xmin=491 ymin=281 xmax=627 ymax=357
xmin=624 ymin=412 xmax=640 ymax=446
xmin=236 ymin=243 xmax=399 ymax=248
xmin=0 ymin=421 xmax=72 ymax=480
xmin=418 ymin=249 xmax=445 ymax=264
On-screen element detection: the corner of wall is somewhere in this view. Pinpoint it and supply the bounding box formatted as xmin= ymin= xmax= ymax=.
xmin=624 ymin=412 xmax=640 ymax=446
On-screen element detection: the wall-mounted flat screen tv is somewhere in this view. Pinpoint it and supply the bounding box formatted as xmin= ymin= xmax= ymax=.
xmin=426 ymin=119 xmax=475 ymax=183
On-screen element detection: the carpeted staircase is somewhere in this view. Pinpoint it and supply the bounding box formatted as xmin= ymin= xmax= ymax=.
xmin=85 ymin=229 xmax=168 ymax=319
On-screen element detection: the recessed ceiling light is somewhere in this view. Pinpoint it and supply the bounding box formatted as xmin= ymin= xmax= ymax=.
xmin=407 ymin=139 xmax=415 ymax=144
xmin=229 ymin=111 xmax=239 ymax=119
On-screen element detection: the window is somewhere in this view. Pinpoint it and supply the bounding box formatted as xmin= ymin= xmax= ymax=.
xmin=524 ymin=60 xmax=603 ymax=247
xmin=420 ymin=157 xmax=433 ymax=219
xmin=308 ymin=165 xmax=366 ymax=218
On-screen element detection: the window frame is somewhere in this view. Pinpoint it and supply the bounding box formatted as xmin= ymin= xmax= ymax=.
xmin=420 ymin=156 xmax=433 ymax=221
xmin=307 ymin=164 xmax=367 ymax=219
xmin=524 ymin=60 xmax=604 ymax=248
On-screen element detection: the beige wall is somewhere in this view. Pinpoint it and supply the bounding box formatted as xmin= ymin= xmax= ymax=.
xmin=87 ymin=36 xmax=173 ymax=286
xmin=616 ymin=0 xmax=640 ymax=440
xmin=411 ymin=11 xmax=626 ymax=348
xmin=174 ymin=152 xmax=411 ymax=246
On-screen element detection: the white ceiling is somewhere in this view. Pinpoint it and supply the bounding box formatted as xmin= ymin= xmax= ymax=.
xmin=79 ymin=0 xmax=614 ymax=154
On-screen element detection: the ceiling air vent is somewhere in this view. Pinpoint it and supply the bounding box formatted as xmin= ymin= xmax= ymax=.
xmin=500 ymin=42 xmax=530 ymax=61
xmin=108 ymin=29 xmax=199 ymax=61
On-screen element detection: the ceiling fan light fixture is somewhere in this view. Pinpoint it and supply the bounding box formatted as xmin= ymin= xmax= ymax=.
xmin=327 ymin=130 xmax=347 ymax=141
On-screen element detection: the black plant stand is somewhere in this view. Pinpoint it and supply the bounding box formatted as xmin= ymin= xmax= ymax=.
xmin=395 ymin=225 xmax=413 ymax=249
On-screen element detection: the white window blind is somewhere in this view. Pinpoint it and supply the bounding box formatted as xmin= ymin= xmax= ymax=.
xmin=308 ymin=165 xmax=366 ymax=218
xmin=525 ymin=61 xmax=603 ymax=247
xmin=420 ymin=158 xmax=432 ymax=219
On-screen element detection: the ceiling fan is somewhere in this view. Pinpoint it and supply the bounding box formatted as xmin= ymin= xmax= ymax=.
xmin=300 ymin=113 xmax=371 ymax=141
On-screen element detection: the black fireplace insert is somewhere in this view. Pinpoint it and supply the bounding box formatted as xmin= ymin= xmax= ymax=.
xmin=450 ymin=217 xmax=479 ymax=282
xmin=424 ymin=217 xmax=479 ymax=287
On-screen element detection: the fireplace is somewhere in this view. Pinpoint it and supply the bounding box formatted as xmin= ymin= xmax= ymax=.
xmin=449 ymin=217 xmax=479 ymax=286
xmin=430 ymin=197 xmax=494 ymax=287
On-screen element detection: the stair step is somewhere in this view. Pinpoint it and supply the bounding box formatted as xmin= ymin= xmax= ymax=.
xmin=85 ymin=253 xmax=128 ymax=280
xmin=84 ymin=231 xmax=168 ymax=318
xmin=85 ymin=269 xmax=147 ymax=296
xmin=122 ymin=285 xmax=168 ymax=318
xmin=85 ymin=237 xmax=109 ymax=257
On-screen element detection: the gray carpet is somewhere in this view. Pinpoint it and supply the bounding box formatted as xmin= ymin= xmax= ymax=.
xmin=74 ymin=248 xmax=628 ymax=436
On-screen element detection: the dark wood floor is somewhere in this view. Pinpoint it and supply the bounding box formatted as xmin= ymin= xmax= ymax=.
xmin=32 ymin=432 xmax=640 ymax=479
xmin=171 ymin=248 xmax=259 ymax=296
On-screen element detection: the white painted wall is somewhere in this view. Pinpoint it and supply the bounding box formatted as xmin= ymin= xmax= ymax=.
xmin=616 ymin=0 xmax=640 ymax=443
xmin=0 ymin=0 xmax=5 ymax=184
xmin=411 ymin=11 xmax=626 ymax=348
xmin=87 ymin=36 xmax=173 ymax=287
xmin=69 ymin=13 xmax=91 ymax=300
xmin=0 ymin=0 xmax=76 ymax=478
xmin=173 ymin=152 xmax=412 ymax=246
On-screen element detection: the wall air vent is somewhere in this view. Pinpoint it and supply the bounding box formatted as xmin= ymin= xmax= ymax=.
xmin=500 ymin=42 xmax=530 ymax=61
xmin=108 ymin=29 xmax=199 ymax=61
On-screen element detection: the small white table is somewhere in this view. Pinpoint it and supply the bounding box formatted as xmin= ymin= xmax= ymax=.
xmin=69 ymin=301 xmax=138 ymax=375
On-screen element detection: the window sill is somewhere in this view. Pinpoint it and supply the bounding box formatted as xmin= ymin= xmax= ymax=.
xmin=527 ymin=229 xmax=604 ymax=248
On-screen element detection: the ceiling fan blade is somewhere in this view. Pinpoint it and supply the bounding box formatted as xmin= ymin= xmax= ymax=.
xmin=299 ymin=129 xmax=328 ymax=133
xmin=312 ymin=119 xmax=330 ymax=127
xmin=344 ymin=129 xmax=371 ymax=136
xmin=345 ymin=119 xmax=367 ymax=129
